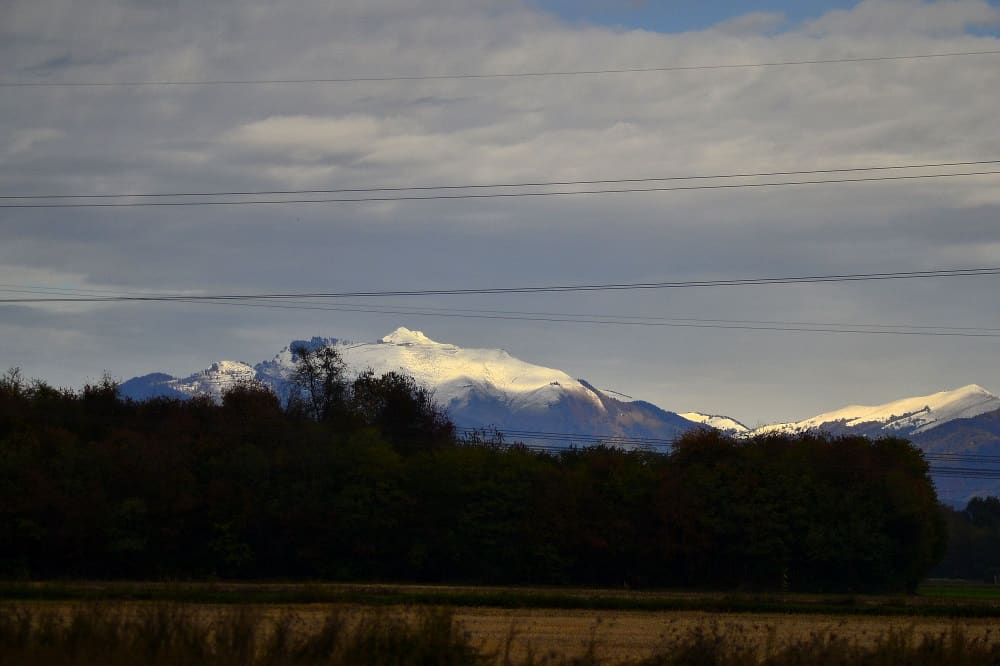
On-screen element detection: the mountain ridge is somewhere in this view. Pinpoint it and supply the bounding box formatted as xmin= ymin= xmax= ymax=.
xmin=751 ymin=384 xmax=1000 ymax=438
xmin=118 ymin=326 xmax=1000 ymax=505
xmin=120 ymin=327 xmax=702 ymax=445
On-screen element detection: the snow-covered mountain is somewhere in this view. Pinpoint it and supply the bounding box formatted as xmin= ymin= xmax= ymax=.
xmin=743 ymin=385 xmax=1000 ymax=506
xmin=119 ymin=327 xmax=1000 ymax=505
xmin=752 ymin=385 xmax=1000 ymax=438
xmin=120 ymin=327 xmax=701 ymax=447
xmin=679 ymin=412 xmax=750 ymax=436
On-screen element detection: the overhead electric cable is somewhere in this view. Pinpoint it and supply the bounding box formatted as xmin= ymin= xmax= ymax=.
xmin=463 ymin=442 xmax=1000 ymax=479
xmin=95 ymin=300 xmax=1000 ymax=338
xmin=238 ymin=304 xmax=1000 ymax=332
xmin=5 ymin=283 xmax=1000 ymax=338
xmin=925 ymin=453 xmax=1000 ymax=464
xmin=3 ymin=267 xmax=999 ymax=303
xmin=4 ymin=49 xmax=1000 ymax=88
xmin=3 ymin=170 xmax=999 ymax=208
xmin=456 ymin=426 xmax=678 ymax=447
xmin=4 ymin=159 xmax=998 ymax=200
xmin=457 ymin=427 xmax=1000 ymax=452
xmin=455 ymin=428 xmax=1000 ymax=478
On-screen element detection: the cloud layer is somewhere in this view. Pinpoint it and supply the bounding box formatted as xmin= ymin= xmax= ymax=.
xmin=2 ymin=0 xmax=1000 ymax=423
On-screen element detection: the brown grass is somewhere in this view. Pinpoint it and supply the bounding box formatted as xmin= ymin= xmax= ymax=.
xmin=4 ymin=602 xmax=1000 ymax=665
xmin=452 ymin=607 xmax=1000 ymax=663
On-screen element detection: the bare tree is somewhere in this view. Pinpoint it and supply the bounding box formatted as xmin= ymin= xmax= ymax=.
xmin=289 ymin=343 xmax=348 ymax=422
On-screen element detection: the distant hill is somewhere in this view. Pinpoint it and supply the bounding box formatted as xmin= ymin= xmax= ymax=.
xmin=120 ymin=327 xmax=701 ymax=447
xmin=750 ymin=385 xmax=1000 ymax=506
xmin=119 ymin=327 xmax=1000 ymax=506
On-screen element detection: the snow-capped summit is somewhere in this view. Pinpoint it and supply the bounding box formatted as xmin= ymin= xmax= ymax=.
xmin=267 ymin=327 xmax=600 ymax=412
xmin=679 ymin=412 xmax=750 ymax=436
xmin=120 ymin=328 xmax=702 ymax=447
xmin=114 ymin=329 xmax=1000 ymax=505
xmin=380 ymin=327 xmax=434 ymax=346
xmin=122 ymin=359 xmax=256 ymax=402
xmin=754 ymin=384 xmax=1000 ymax=437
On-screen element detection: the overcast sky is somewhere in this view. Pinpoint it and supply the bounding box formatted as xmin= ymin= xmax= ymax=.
xmin=2 ymin=0 xmax=1000 ymax=425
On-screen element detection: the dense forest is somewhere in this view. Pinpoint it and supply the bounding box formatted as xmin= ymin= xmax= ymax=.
xmin=935 ymin=496 xmax=1000 ymax=581
xmin=0 ymin=347 xmax=947 ymax=591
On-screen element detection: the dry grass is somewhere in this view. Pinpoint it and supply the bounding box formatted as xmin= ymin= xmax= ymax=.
xmin=453 ymin=607 xmax=1000 ymax=663
xmin=4 ymin=602 xmax=1000 ymax=665
xmin=0 ymin=603 xmax=480 ymax=666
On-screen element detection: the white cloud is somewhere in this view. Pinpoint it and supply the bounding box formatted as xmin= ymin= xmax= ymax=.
xmin=803 ymin=0 xmax=1000 ymax=37
xmin=5 ymin=128 xmax=64 ymax=156
xmin=2 ymin=0 xmax=1000 ymax=421
xmin=711 ymin=11 xmax=787 ymax=36
xmin=225 ymin=115 xmax=383 ymax=160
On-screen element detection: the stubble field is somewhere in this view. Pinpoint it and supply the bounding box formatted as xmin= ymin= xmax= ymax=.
xmin=5 ymin=582 xmax=1000 ymax=664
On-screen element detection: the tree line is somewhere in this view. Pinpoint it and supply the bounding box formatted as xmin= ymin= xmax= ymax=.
xmin=935 ymin=496 xmax=1000 ymax=582
xmin=0 ymin=346 xmax=946 ymax=591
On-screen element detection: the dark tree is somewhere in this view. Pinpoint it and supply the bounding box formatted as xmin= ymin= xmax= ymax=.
xmin=351 ymin=369 xmax=455 ymax=454
xmin=288 ymin=343 xmax=349 ymax=423
xmin=0 ymin=367 xmax=948 ymax=590
xmin=935 ymin=496 xmax=1000 ymax=581
xmin=966 ymin=496 xmax=1000 ymax=529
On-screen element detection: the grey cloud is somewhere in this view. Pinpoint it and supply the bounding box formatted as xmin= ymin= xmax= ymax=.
xmin=802 ymin=0 xmax=1000 ymax=36
xmin=710 ymin=11 xmax=788 ymax=36
xmin=19 ymin=49 xmax=132 ymax=74
xmin=2 ymin=0 xmax=1000 ymax=423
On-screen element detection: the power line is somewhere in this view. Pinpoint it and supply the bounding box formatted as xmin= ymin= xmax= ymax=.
xmin=3 ymin=267 xmax=999 ymax=303
xmin=925 ymin=453 xmax=1000 ymax=464
xmin=459 ymin=426 xmax=1000 ymax=451
xmin=3 ymin=170 xmax=999 ymax=208
xmin=4 ymin=159 xmax=998 ymax=200
xmin=931 ymin=468 xmax=1000 ymax=479
xmin=110 ymin=381 xmax=1000 ymax=476
xmin=45 ymin=293 xmax=1000 ymax=332
xmin=5 ymin=49 xmax=1000 ymax=88
xmin=6 ymin=283 xmax=1000 ymax=338
xmin=5 ymin=269 xmax=1000 ymax=337
xmin=210 ymin=302 xmax=1000 ymax=332
xmin=460 ymin=426 xmax=1000 ymax=456
xmin=459 ymin=442 xmax=1000 ymax=479
xmin=456 ymin=426 xmax=678 ymax=448
xmin=455 ymin=427 xmax=1000 ymax=478
xmin=110 ymin=300 xmax=1000 ymax=338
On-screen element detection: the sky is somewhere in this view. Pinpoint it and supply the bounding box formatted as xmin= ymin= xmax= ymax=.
xmin=2 ymin=0 xmax=1000 ymax=426
xmin=536 ymin=0 xmax=863 ymax=32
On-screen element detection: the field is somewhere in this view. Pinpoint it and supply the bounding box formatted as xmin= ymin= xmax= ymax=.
xmin=6 ymin=579 xmax=1000 ymax=615
xmin=5 ymin=582 xmax=1000 ymax=664
xmin=456 ymin=607 xmax=1000 ymax=661
xmin=920 ymin=579 xmax=1000 ymax=601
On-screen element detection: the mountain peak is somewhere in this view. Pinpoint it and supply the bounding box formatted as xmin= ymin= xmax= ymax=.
xmin=954 ymin=384 xmax=995 ymax=397
xmin=380 ymin=327 xmax=435 ymax=345
xmin=754 ymin=383 xmax=1000 ymax=437
xmin=680 ymin=412 xmax=750 ymax=434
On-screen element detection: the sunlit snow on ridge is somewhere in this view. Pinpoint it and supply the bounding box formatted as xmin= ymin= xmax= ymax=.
xmin=144 ymin=327 xmax=606 ymax=413
xmin=119 ymin=328 xmax=998 ymax=446
xmin=164 ymin=360 xmax=257 ymax=401
xmin=119 ymin=326 xmax=708 ymax=447
xmin=753 ymin=384 xmax=1000 ymax=436
xmin=324 ymin=327 xmax=606 ymax=412
xmin=679 ymin=412 xmax=750 ymax=435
